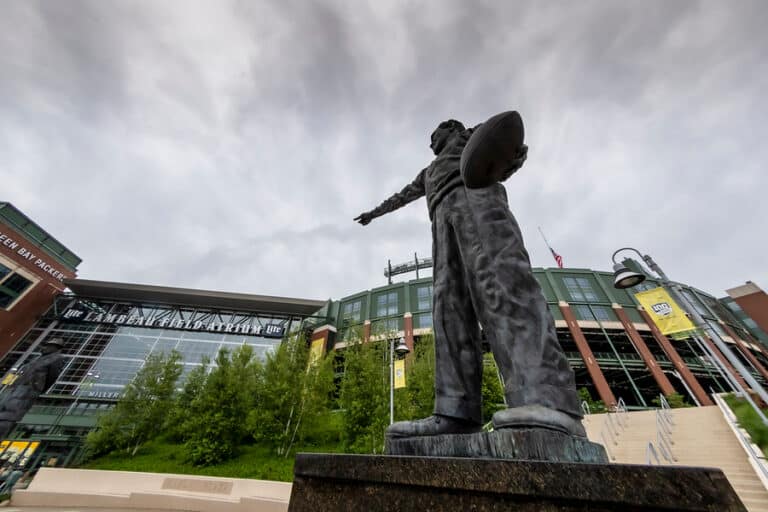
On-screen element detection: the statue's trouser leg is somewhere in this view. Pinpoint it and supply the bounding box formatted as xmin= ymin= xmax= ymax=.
xmin=435 ymin=185 xmax=581 ymax=419
xmin=432 ymin=203 xmax=483 ymax=424
xmin=0 ymin=421 xmax=13 ymax=440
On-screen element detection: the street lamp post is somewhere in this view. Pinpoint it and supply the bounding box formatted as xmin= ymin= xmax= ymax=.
xmin=390 ymin=337 xmax=410 ymax=424
xmin=612 ymin=247 xmax=768 ymax=425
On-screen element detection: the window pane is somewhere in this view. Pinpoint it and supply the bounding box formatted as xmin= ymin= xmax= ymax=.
xmin=417 ymin=286 xmax=433 ymax=311
xmin=0 ymin=263 xmax=11 ymax=280
xmin=0 ymin=292 xmax=12 ymax=308
xmin=592 ymin=306 xmax=613 ymax=321
xmin=563 ymin=277 xmax=585 ymax=302
xmin=574 ymin=305 xmax=594 ymax=321
xmin=2 ymin=274 xmax=32 ymax=294
xmin=416 ymin=313 xmax=433 ymax=329
xmin=342 ymin=300 xmax=362 ymax=322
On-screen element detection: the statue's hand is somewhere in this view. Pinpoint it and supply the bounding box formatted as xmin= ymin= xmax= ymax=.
xmin=354 ymin=212 xmax=374 ymax=226
xmin=500 ymin=144 xmax=528 ymax=182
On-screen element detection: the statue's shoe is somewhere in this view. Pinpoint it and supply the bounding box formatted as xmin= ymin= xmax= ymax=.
xmin=386 ymin=415 xmax=483 ymax=438
xmin=492 ymin=405 xmax=587 ymax=438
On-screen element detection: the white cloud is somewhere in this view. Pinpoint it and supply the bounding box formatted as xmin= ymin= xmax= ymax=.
xmin=1 ymin=0 xmax=766 ymax=301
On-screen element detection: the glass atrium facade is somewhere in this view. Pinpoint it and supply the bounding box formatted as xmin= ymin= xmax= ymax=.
xmin=2 ymin=295 xmax=313 ymax=400
xmin=0 ymin=287 xmax=326 ymax=468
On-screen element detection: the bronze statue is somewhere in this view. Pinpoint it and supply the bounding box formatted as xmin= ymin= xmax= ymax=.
xmin=0 ymin=338 xmax=65 ymax=439
xmin=355 ymin=114 xmax=585 ymax=439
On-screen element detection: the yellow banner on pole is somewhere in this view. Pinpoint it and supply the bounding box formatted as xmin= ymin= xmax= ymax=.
xmin=635 ymin=287 xmax=696 ymax=336
xmin=394 ymin=359 xmax=406 ymax=389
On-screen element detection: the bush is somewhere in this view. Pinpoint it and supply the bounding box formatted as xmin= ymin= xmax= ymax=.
xmin=652 ymin=392 xmax=692 ymax=409
xmin=577 ymin=387 xmax=607 ymax=414
xmin=723 ymin=394 xmax=768 ymax=455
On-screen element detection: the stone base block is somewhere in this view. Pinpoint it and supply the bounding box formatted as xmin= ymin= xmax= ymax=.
xmin=385 ymin=428 xmax=609 ymax=463
xmin=288 ymin=454 xmax=746 ymax=511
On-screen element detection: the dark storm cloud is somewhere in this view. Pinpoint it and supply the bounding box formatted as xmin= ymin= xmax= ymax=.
xmin=1 ymin=0 xmax=766 ymax=301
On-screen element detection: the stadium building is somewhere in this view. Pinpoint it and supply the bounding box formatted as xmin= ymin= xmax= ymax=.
xmin=0 ymin=202 xmax=81 ymax=357
xmin=722 ymin=282 xmax=768 ymax=345
xmin=0 ymin=279 xmax=327 ymax=468
xmin=1 ymin=246 xmax=766 ymax=470
xmin=324 ymin=259 xmax=768 ymax=411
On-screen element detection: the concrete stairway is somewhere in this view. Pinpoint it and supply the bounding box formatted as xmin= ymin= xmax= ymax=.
xmin=585 ymin=406 xmax=768 ymax=512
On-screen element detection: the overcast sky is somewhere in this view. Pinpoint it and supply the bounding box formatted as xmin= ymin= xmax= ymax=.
xmin=1 ymin=1 xmax=766 ymax=302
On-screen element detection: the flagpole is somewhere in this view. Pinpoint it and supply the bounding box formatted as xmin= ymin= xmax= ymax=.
xmin=537 ymin=226 xmax=552 ymax=249
xmin=538 ymin=226 xmax=563 ymax=268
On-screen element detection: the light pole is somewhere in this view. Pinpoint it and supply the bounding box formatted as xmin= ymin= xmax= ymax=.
xmin=612 ymin=247 xmax=768 ymax=425
xmin=390 ymin=336 xmax=410 ymax=424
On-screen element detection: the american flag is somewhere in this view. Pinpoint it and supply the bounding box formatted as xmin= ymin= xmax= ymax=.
xmin=550 ymin=247 xmax=564 ymax=268
xmin=538 ymin=227 xmax=564 ymax=269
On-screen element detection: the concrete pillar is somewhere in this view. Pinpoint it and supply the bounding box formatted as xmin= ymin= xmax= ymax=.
xmin=720 ymin=321 xmax=768 ymax=382
xmin=612 ymin=304 xmax=676 ymax=396
xmin=363 ymin=320 xmax=371 ymax=343
xmin=637 ymin=307 xmax=713 ymax=406
xmin=559 ymin=302 xmax=617 ymax=408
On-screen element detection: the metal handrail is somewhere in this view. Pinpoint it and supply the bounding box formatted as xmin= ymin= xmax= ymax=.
xmin=652 ymin=394 xmax=677 ymax=464
xmin=601 ymin=430 xmax=616 ymax=461
xmin=615 ymin=397 xmax=629 ymax=429
xmin=713 ymin=393 xmax=768 ymax=489
xmin=645 ymin=408 xmax=676 ymax=465
xmin=646 ymin=442 xmax=661 ymax=465
xmin=657 ymin=427 xmax=677 ymax=462
xmin=658 ymin=394 xmax=675 ymax=425
xmin=656 ymin=410 xmax=673 ymax=438
xmin=597 ymin=396 xmax=628 ymax=462
xmin=604 ymin=412 xmax=619 ymax=440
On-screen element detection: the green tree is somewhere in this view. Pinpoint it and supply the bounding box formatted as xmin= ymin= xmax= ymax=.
xmin=248 ymin=333 xmax=335 ymax=457
xmin=338 ymin=340 xmax=389 ymax=453
xmin=182 ymin=345 xmax=259 ymax=465
xmin=85 ymin=350 xmax=183 ymax=458
xmin=397 ymin=335 xmax=435 ymax=421
xmin=481 ymin=354 xmax=505 ymax=424
xmin=165 ymin=358 xmax=209 ymax=443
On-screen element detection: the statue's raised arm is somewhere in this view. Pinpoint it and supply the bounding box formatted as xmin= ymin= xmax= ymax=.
xmin=353 ymin=168 xmax=426 ymax=226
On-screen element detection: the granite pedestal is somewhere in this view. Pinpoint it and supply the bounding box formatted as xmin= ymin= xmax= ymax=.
xmin=288 ymin=453 xmax=745 ymax=511
xmin=385 ymin=428 xmax=609 ymax=463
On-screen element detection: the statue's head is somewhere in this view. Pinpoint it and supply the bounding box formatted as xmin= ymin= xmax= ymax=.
xmin=430 ymin=119 xmax=465 ymax=155
xmin=42 ymin=338 xmax=64 ymax=354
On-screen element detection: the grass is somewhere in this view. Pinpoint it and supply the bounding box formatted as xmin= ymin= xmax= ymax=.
xmin=79 ymin=439 xmax=342 ymax=482
xmin=723 ymin=394 xmax=768 ymax=456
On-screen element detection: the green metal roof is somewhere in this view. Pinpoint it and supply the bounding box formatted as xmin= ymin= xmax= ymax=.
xmin=0 ymin=202 xmax=82 ymax=272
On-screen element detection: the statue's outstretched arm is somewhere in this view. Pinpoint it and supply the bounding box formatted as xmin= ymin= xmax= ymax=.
xmin=354 ymin=168 xmax=426 ymax=225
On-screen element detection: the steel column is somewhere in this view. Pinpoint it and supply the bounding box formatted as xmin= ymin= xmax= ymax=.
xmin=637 ymin=308 xmax=713 ymax=406
xmin=559 ymin=303 xmax=617 ymax=408
xmin=613 ymin=305 xmax=676 ymax=396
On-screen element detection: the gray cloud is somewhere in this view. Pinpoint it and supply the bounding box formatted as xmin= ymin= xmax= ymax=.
xmin=1 ymin=0 xmax=766 ymax=302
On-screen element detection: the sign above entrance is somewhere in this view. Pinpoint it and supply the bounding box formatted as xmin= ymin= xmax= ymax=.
xmin=61 ymin=307 xmax=286 ymax=339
